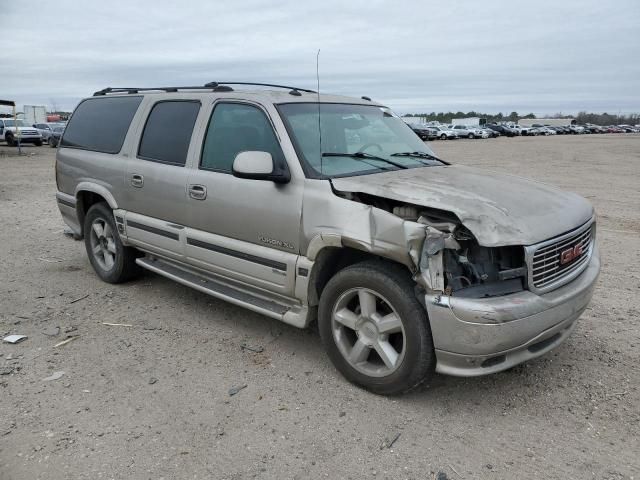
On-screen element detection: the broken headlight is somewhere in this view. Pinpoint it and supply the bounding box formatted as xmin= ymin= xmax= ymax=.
xmin=443 ymin=229 xmax=526 ymax=298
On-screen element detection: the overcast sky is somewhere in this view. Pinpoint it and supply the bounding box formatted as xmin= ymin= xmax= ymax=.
xmin=1 ymin=0 xmax=639 ymax=115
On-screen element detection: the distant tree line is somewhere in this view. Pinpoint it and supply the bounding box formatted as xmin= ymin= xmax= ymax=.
xmin=403 ymin=111 xmax=639 ymax=126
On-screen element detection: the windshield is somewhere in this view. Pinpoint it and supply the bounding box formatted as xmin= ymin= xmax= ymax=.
xmin=3 ymin=119 xmax=28 ymax=127
xmin=52 ymin=125 xmax=65 ymax=133
xmin=277 ymin=103 xmax=443 ymax=178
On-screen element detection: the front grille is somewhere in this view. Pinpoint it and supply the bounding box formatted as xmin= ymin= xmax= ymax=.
xmin=527 ymin=220 xmax=595 ymax=293
xmin=19 ymin=130 xmax=38 ymax=135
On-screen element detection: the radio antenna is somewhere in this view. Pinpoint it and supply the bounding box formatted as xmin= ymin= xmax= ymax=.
xmin=316 ymin=49 xmax=323 ymax=175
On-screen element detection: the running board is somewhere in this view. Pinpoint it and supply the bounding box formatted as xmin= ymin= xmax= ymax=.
xmin=136 ymin=256 xmax=309 ymax=328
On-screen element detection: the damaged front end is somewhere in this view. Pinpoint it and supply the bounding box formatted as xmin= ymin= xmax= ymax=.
xmin=336 ymin=190 xmax=527 ymax=299
xmin=415 ymin=215 xmax=526 ymax=298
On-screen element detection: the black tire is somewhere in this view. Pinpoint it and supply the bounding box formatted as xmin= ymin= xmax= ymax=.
xmin=49 ymin=137 xmax=58 ymax=148
xmin=35 ymin=140 xmax=43 ymax=147
xmin=6 ymin=134 xmax=15 ymax=146
xmin=440 ymin=134 xmax=447 ymax=140
xmin=318 ymin=260 xmax=435 ymax=395
xmin=84 ymin=202 xmax=141 ymax=283
xmin=468 ymin=133 xmax=474 ymax=139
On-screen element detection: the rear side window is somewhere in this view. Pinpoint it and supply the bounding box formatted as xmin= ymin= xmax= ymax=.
xmin=61 ymin=96 xmax=142 ymax=153
xmin=138 ymin=101 xmax=200 ymax=166
xmin=200 ymin=103 xmax=284 ymax=172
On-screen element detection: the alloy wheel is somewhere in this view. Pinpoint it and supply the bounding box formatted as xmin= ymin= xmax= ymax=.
xmin=331 ymin=288 xmax=406 ymax=377
xmin=89 ymin=218 xmax=117 ymax=271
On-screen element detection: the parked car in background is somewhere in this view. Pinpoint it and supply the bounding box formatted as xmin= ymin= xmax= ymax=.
xmin=431 ymin=125 xmax=458 ymax=140
xmin=515 ymin=125 xmax=539 ymax=136
xmin=47 ymin=124 xmax=66 ymax=147
xmin=480 ymin=126 xmax=500 ymax=138
xmin=409 ymin=124 xmax=437 ymax=141
xmin=466 ymin=126 xmax=490 ymax=139
xmin=531 ymin=125 xmax=556 ymax=136
xmin=486 ymin=124 xmax=517 ymax=137
xmin=568 ymin=125 xmax=585 ymax=134
xmin=450 ymin=124 xmax=474 ymax=139
xmin=33 ymin=122 xmax=65 ymax=142
xmin=0 ymin=118 xmax=43 ymax=146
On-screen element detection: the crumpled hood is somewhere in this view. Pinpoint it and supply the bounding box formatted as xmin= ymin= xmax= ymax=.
xmin=331 ymin=165 xmax=594 ymax=246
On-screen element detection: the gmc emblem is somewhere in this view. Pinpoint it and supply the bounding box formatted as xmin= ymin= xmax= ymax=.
xmin=560 ymin=244 xmax=583 ymax=265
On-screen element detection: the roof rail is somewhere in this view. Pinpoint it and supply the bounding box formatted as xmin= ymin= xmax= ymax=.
xmin=204 ymin=82 xmax=316 ymax=93
xmin=93 ymin=82 xmax=316 ymax=96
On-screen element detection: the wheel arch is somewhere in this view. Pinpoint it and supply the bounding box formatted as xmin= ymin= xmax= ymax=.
xmin=306 ymin=245 xmax=414 ymax=307
xmin=75 ymin=183 xmax=118 ymax=236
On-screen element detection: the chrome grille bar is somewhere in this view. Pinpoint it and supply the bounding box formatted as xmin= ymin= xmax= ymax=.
xmin=525 ymin=217 xmax=595 ymax=294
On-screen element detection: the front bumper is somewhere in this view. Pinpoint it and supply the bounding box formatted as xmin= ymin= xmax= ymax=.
xmin=425 ymin=244 xmax=600 ymax=376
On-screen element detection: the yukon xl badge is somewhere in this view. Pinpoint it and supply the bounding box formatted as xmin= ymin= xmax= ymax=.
xmin=259 ymin=235 xmax=294 ymax=250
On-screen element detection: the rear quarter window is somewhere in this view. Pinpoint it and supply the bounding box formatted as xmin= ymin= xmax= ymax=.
xmin=61 ymin=96 xmax=142 ymax=153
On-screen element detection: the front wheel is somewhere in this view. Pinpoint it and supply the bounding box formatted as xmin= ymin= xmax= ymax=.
xmin=318 ymin=261 xmax=435 ymax=395
xmin=440 ymin=134 xmax=447 ymax=140
xmin=5 ymin=134 xmax=15 ymax=146
xmin=468 ymin=133 xmax=474 ymax=139
xmin=35 ymin=140 xmax=43 ymax=146
xmin=84 ymin=203 xmax=141 ymax=283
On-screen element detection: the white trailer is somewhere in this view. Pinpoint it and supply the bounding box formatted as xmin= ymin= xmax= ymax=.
xmin=451 ymin=117 xmax=484 ymax=126
xmin=23 ymin=105 xmax=47 ymax=125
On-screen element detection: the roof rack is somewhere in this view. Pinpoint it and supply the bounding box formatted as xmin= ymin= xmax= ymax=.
xmin=93 ymin=82 xmax=316 ymax=96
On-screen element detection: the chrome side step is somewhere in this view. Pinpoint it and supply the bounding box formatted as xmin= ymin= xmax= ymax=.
xmin=136 ymin=256 xmax=309 ymax=327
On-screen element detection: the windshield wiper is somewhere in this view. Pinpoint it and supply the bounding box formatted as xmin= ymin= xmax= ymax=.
xmin=321 ymin=152 xmax=408 ymax=170
xmin=390 ymin=151 xmax=445 ymax=164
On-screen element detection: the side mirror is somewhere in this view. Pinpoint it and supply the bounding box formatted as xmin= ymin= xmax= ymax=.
xmin=232 ymin=151 xmax=290 ymax=184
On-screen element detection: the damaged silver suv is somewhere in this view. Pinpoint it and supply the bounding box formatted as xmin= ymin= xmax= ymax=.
xmin=55 ymin=82 xmax=600 ymax=395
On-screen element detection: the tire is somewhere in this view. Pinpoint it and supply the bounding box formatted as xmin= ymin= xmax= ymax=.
xmin=440 ymin=134 xmax=447 ymax=140
xmin=35 ymin=140 xmax=43 ymax=147
xmin=49 ymin=137 xmax=58 ymax=148
xmin=84 ymin=202 xmax=141 ymax=283
xmin=318 ymin=260 xmax=435 ymax=395
xmin=5 ymin=134 xmax=15 ymax=146
xmin=468 ymin=133 xmax=474 ymax=139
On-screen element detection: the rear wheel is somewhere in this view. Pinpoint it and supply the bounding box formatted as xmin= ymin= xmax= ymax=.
xmin=468 ymin=133 xmax=474 ymax=139
xmin=440 ymin=134 xmax=447 ymax=140
xmin=84 ymin=203 xmax=141 ymax=283
xmin=318 ymin=261 xmax=435 ymax=395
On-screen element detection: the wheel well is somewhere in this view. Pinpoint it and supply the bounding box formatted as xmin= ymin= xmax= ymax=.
xmin=76 ymin=191 xmax=108 ymax=236
xmin=307 ymin=247 xmax=409 ymax=306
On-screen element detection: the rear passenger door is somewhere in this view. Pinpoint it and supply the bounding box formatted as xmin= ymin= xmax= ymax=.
xmin=122 ymin=99 xmax=201 ymax=261
xmin=184 ymin=101 xmax=303 ymax=297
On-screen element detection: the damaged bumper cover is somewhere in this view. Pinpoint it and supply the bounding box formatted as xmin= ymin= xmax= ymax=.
xmin=424 ymin=244 xmax=600 ymax=376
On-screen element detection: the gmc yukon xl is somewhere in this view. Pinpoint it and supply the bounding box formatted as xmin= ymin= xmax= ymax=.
xmin=55 ymin=83 xmax=600 ymax=394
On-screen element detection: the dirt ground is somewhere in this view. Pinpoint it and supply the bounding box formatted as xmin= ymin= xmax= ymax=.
xmin=1 ymin=134 xmax=639 ymax=480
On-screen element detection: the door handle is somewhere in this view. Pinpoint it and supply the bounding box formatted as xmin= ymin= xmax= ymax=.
xmin=188 ymin=184 xmax=207 ymax=200
xmin=131 ymin=174 xmax=144 ymax=188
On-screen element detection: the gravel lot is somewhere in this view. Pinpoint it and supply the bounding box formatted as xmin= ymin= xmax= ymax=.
xmin=1 ymin=135 xmax=639 ymax=480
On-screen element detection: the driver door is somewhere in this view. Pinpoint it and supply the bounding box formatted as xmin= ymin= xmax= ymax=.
xmin=184 ymin=101 xmax=303 ymax=297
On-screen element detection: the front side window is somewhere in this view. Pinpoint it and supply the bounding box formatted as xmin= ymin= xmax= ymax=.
xmin=4 ymin=119 xmax=29 ymax=127
xmin=61 ymin=96 xmax=142 ymax=153
xmin=277 ymin=103 xmax=443 ymax=178
xmin=138 ymin=101 xmax=200 ymax=166
xmin=200 ymin=103 xmax=285 ymax=172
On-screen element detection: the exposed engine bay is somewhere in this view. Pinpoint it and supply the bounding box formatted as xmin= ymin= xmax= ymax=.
xmin=338 ymin=191 xmax=527 ymax=298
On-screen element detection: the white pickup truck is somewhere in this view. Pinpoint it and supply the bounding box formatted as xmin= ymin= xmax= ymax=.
xmin=0 ymin=118 xmax=43 ymax=146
